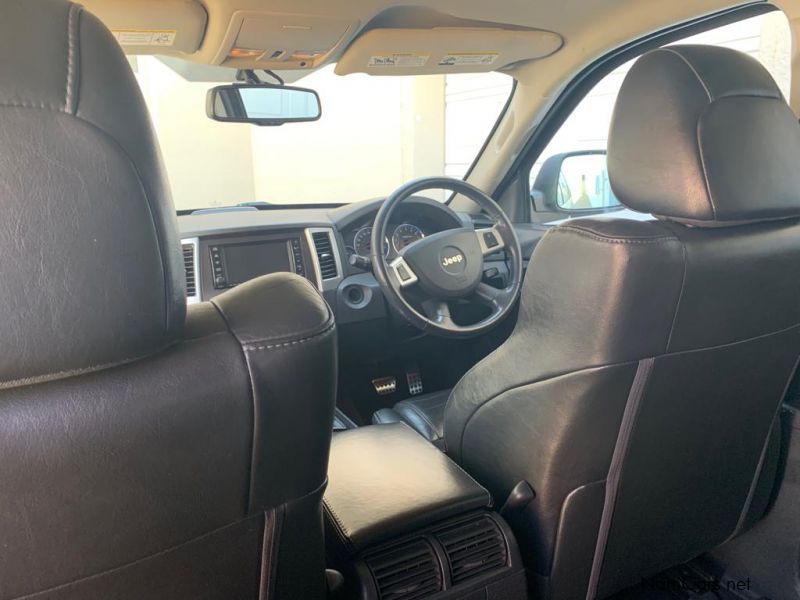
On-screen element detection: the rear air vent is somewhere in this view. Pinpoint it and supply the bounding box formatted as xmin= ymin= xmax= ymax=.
xmin=436 ymin=516 xmax=508 ymax=585
xmin=366 ymin=539 xmax=443 ymax=600
xmin=311 ymin=230 xmax=339 ymax=280
xmin=181 ymin=240 xmax=199 ymax=303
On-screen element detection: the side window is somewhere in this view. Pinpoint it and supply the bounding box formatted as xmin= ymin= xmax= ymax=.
xmin=529 ymin=10 xmax=791 ymax=221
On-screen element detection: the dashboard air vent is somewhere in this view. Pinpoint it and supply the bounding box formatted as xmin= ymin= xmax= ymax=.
xmin=366 ymin=539 xmax=443 ymax=600
xmin=311 ymin=230 xmax=339 ymax=280
xmin=181 ymin=241 xmax=198 ymax=301
xmin=436 ymin=515 xmax=508 ymax=585
xmin=470 ymin=214 xmax=494 ymax=228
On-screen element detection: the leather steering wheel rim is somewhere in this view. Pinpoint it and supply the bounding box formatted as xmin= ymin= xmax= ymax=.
xmin=371 ymin=176 xmax=523 ymax=338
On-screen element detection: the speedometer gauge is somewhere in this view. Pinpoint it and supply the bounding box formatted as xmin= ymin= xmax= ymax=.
xmin=353 ymin=227 xmax=389 ymax=257
xmin=392 ymin=224 xmax=424 ymax=253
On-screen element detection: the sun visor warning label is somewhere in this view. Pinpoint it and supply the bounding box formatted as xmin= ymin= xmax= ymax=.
xmin=438 ymin=53 xmax=498 ymax=66
xmin=112 ymin=29 xmax=177 ymax=47
xmin=368 ymin=54 xmax=429 ymax=68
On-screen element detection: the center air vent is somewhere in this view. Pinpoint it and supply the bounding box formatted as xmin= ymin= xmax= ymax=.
xmin=366 ymin=539 xmax=443 ymax=600
xmin=436 ymin=515 xmax=508 ymax=585
xmin=181 ymin=240 xmax=198 ymax=303
xmin=310 ymin=230 xmax=339 ymax=280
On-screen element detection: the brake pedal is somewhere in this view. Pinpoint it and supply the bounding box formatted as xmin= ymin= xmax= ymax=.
xmin=372 ymin=376 xmax=397 ymax=395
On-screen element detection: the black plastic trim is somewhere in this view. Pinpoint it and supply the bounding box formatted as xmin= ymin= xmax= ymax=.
xmin=446 ymin=79 xmax=518 ymax=205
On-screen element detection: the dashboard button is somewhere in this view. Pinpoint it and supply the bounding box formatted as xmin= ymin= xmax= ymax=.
xmin=396 ymin=263 xmax=412 ymax=282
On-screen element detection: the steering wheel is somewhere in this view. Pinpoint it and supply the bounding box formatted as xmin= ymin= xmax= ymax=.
xmin=371 ymin=177 xmax=523 ymax=338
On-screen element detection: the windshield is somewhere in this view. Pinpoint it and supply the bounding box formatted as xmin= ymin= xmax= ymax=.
xmin=132 ymin=58 xmax=512 ymax=210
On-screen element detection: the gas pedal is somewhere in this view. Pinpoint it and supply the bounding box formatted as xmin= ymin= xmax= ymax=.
xmin=406 ymin=369 xmax=423 ymax=396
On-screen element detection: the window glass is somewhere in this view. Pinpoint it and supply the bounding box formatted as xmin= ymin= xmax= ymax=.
xmin=132 ymin=61 xmax=512 ymax=210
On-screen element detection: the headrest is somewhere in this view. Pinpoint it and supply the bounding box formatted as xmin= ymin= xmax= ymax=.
xmin=608 ymin=44 xmax=800 ymax=226
xmin=0 ymin=0 xmax=185 ymax=386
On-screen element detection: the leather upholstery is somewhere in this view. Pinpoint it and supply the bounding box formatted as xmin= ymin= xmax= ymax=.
xmin=0 ymin=2 xmax=337 ymax=599
xmin=372 ymin=389 xmax=449 ymax=447
xmin=0 ymin=0 xmax=185 ymax=387
xmin=608 ymin=45 xmax=800 ymax=226
xmin=324 ymin=423 xmax=491 ymax=556
xmin=440 ymin=46 xmax=800 ymax=599
xmin=333 ymin=406 xmax=358 ymax=430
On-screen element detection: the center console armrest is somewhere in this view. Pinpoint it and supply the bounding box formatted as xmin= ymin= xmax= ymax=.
xmin=324 ymin=422 xmax=491 ymax=555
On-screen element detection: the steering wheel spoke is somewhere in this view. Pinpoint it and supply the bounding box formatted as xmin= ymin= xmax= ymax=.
xmin=476 ymin=224 xmax=505 ymax=256
xmin=389 ymin=256 xmax=418 ymax=288
xmin=472 ymin=282 xmax=514 ymax=314
xmin=421 ymin=298 xmax=456 ymax=328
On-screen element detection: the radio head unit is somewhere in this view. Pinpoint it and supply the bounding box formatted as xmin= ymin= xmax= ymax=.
xmin=210 ymin=237 xmax=305 ymax=289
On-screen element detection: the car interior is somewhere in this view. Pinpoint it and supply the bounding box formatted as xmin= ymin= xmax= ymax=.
xmin=3 ymin=0 xmax=800 ymax=599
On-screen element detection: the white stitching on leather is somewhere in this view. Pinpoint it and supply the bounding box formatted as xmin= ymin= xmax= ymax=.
xmin=65 ymin=4 xmax=80 ymax=114
xmin=244 ymin=323 xmax=335 ymax=352
xmin=556 ymin=226 xmax=677 ymax=245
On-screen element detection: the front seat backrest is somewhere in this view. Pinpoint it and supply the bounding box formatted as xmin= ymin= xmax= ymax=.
xmin=0 ymin=2 xmax=336 ymax=599
xmin=443 ymin=45 xmax=800 ymax=599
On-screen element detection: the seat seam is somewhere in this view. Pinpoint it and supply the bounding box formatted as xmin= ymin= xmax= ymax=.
xmin=585 ymin=358 xmax=655 ymax=599
xmin=323 ymin=500 xmax=354 ymax=553
xmin=555 ymin=226 xmax=677 ymax=245
xmin=65 ymin=4 xmax=80 ymax=113
xmin=658 ymin=48 xmax=713 ymax=100
xmin=664 ymin=240 xmax=687 ymax=353
xmin=243 ymin=322 xmax=335 ymax=352
xmin=7 ymin=514 xmax=264 ymax=600
xmin=207 ymin=301 xmax=259 ymax=514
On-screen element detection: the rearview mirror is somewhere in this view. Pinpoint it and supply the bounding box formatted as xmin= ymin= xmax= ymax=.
xmin=532 ymin=150 xmax=621 ymax=213
xmin=206 ymin=84 xmax=321 ymax=126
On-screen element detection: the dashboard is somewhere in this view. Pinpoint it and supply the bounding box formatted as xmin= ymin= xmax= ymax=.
xmin=177 ymin=195 xmax=512 ymax=327
xmin=341 ymin=202 xmax=461 ymax=264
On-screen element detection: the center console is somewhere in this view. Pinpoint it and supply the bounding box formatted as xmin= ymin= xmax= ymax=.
xmin=181 ymin=227 xmax=345 ymax=304
xmin=324 ymin=423 xmax=527 ymax=600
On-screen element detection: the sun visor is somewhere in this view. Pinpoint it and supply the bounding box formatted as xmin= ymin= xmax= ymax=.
xmin=335 ymin=27 xmax=563 ymax=76
xmin=81 ymin=0 xmax=207 ymax=54
xmin=212 ymin=11 xmax=358 ymax=71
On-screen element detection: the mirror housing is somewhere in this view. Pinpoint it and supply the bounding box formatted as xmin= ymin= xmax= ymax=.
xmin=206 ymin=83 xmax=321 ymax=126
xmin=532 ymin=150 xmax=621 ymax=213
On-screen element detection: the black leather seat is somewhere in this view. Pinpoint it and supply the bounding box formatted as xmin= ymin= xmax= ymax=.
xmin=0 ymin=2 xmax=336 ymax=598
xmin=378 ymin=45 xmax=800 ymax=599
xmin=372 ymin=389 xmax=449 ymax=447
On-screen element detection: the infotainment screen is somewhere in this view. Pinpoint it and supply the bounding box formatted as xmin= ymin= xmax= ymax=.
xmin=222 ymin=241 xmax=292 ymax=285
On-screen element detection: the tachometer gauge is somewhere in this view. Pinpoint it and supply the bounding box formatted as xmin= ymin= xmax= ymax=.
xmin=392 ymin=224 xmax=424 ymax=253
xmin=353 ymin=226 xmax=389 ymax=257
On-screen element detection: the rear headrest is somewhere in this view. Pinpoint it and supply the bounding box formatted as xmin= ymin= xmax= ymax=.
xmin=0 ymin=0 xmax=185 ymax=386
xmin=608 ymin=45 xmax=800 ymax=226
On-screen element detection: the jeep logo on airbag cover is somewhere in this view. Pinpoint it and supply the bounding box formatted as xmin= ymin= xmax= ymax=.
xmin=440 ymin=247 xmax=466 ymax=274
xmin=442 ymin=253 xmax=463 ymax=267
